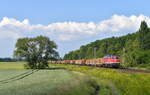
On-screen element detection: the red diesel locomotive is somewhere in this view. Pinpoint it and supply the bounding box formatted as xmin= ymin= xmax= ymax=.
xmin=101 ymin=55 xmax=120 ymax=68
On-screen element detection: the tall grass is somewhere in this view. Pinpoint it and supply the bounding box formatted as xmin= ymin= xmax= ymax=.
xmin=50 ymin=64 xmax=150 ymax=95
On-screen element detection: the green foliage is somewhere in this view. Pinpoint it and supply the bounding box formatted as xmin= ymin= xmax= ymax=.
xmin=64 ymin=21 xmax=150 ymax=67
xmin=14 ymin=36 xmax=59 ymax=69
xmin=138 ymin=21 xmax=150 ymax=50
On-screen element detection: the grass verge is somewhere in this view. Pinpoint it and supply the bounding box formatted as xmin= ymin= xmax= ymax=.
xmin=129 ymin=64 xmax=150 ymax=70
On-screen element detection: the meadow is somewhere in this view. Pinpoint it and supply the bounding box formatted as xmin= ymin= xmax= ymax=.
xmin=0 ymin=62 xmax=97 ymax=95
xmin=50 ymin=64 xmax=150 ymax=95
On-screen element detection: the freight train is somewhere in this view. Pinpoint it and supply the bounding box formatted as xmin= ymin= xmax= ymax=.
xmin=49 ymin=55 xmax=120 ymax=68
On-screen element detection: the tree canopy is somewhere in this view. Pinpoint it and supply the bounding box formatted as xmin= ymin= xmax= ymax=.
xmin=14 ymin=36 xmax=59 ymax=69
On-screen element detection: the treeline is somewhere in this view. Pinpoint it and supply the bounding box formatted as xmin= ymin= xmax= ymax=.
xmin=0 ymin=58 xmax=17 ymax=62
xmin=0 ymin=57 xmax=26 ymax=62
xmin=64 ymin=21 xmax=150 ymax=67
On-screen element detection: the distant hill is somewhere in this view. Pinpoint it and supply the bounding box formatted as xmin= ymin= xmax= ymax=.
xmin=64 ymin=21 xmax=150 ymax=67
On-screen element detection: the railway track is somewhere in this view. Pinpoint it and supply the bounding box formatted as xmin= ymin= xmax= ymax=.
xmin=52 ymin=63 xmax=150 ymax=73
xmin=114 ymin=68 xmax=150 ymax=73
xmin=90 ymin=65 xmax=150 ymax=73
xmin=81 ymin=64 xmax=150 ymax=73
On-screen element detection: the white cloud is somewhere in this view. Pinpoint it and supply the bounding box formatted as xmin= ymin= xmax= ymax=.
xmin=0 ymin=14 xmax=150 ymax=41
xmin=0 ymin=14 xmax=150 ymax=57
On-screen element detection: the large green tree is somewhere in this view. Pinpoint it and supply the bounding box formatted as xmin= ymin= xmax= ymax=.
xmin=14 ymin=36 xmax=59 ymax=69
xmin=138 ymin=21 xmax=150 ymax=50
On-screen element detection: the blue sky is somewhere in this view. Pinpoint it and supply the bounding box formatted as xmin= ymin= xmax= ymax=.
xmin=0 ymin=0 xmax=150 ymax=57
xmin=1 ymin=0 xmax=150 ymax=23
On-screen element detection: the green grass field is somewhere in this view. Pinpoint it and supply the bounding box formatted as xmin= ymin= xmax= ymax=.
xmin=0 ymin=62 xmax=97 ymax=95
xmin=50 ymin=64 xmax=150 ymax=95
